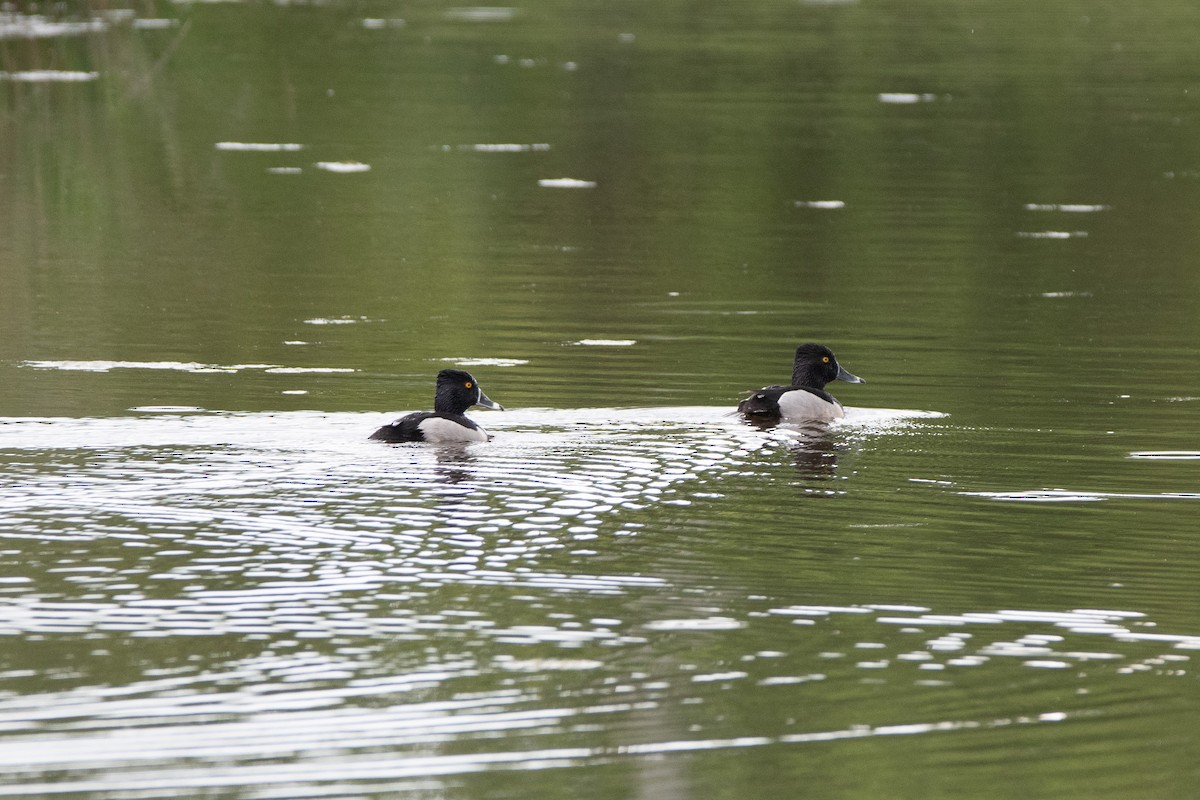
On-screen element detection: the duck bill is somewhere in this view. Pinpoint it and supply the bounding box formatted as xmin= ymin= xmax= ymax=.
xmin=475 ymin=391 xmax=504 ymax=411
xmin=836 ymin=365 xmax=865 ymax=384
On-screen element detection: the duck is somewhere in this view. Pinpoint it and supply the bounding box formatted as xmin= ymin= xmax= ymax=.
xmin=737 ymin=343 xmax=864 ymax=422
xmin=369 ymin=369 xmax=503 ymax=443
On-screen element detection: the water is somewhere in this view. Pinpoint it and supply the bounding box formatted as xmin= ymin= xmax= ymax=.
xmin=3 ymin=2 xmax=1200 ymax=797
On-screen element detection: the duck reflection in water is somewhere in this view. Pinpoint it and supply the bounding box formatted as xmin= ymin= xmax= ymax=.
xmin=431 ymin=444 xmax=477 ymax=485
xmin=743 ymin=416 xmax=842 ymax=481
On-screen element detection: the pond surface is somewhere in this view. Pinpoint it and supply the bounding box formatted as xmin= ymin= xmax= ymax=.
xmin=3 ymin=2 xmax=1200 ymax=798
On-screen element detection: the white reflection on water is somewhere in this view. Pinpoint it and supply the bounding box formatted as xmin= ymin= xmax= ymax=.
xmin=0 ymin=711 xmax=1073 ymax=798
xmin=436 ymin=357 xmax=531 ymax=367
xmin=215 ymin=142 xmax=304 ymax=152
xmin=0 ymin=404 xmax=935 ymax=647
xmin=445 ymin=7 xmax=518 ymax=22
xmin=448 ymin=143 xmax=551 ymax=152
xmin=10 ymin=406 xmax=1190 ymax=796
xmin=538 ymin=178 xmax=597 ymax=188
xmin=315 ymin=161 xmax=372 ymax=173
xmin=0 ymin=70 xmax=100 ymax=82
xmin=877 ymin=92 xmax=937 ymax=104
xmin=963 ymin=489 xmax=1200 ymax=502
xmin=1015 ymin=230 xmax=1089 ymax=239
xmin=1128 ymin=451 xmax=1200 ymax=460
xmin=0 ymin=14 xmax=106 ymax=39
xmin=20 ymin=360 xmax=353 ymax=375
xmin=1023 ymin=203 xmax=1109 ymax=212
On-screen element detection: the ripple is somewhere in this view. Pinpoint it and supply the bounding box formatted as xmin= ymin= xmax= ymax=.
xmin=963 ymin=489 xmax=1200 ymax=503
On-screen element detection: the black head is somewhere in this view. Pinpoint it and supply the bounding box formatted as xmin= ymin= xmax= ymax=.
xmin=791 ymin=343 xmax=865 ymax=389
xmin=433 ymin=369 xmax=504 ymax=415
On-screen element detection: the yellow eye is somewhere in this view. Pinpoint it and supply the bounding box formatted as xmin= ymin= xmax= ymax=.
xmin=465 ymin=381 xmax=473 ymax=389
xmin=822 ymin=356 xmax=830 ymax=363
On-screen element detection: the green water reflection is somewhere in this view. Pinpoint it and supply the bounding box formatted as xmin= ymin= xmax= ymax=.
xmin=2 ymin=1 xmax=1200 ymax=798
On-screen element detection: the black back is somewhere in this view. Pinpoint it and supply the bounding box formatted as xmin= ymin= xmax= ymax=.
xmin=369 ymin=411 xmax=437 ymax=442
xmin=736 ymin=385 xmax=836 ymax=417
xmin=368 ymin=410 xmax=484 ymax=442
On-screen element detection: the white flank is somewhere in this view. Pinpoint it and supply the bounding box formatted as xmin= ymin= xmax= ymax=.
xmin=418 ymin=417 xmax=489 ymax=443
xmin=777 ymin=390 xmax=844 ymax=422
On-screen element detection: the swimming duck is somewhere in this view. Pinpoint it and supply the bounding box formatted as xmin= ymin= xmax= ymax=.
xmin=737 ymin=343 xmax=864 ymax=422
xmin=369 ymin=369 xmax=503 ymax=443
